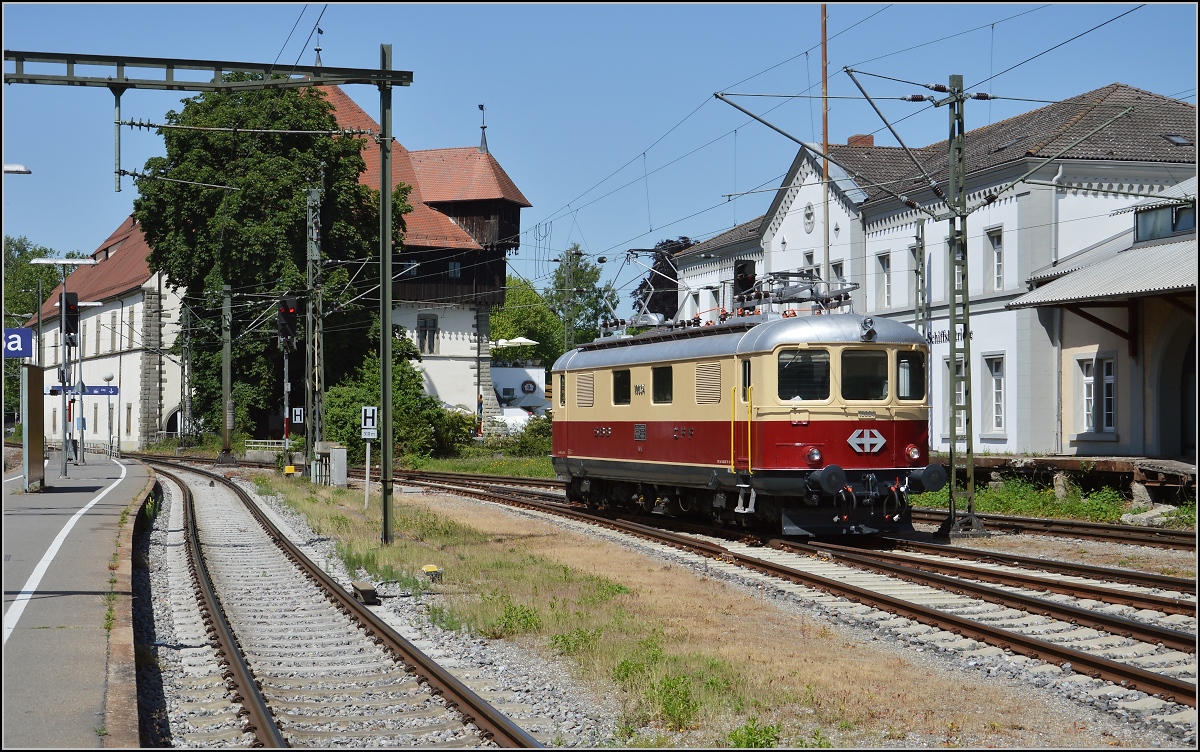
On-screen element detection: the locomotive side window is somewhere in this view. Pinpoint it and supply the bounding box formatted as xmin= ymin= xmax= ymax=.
xmin=778 ymin=349 xmax=829 ymax=401
xmin=652 ymin=366 xmax=673 ymax=404
xmin=613 ymin=369 xmax=631 ymax=405
xmin=741 ymin=359 xmax=751 ymax=401
xmin=841 ymin=350 xmax=889 ymax=400
xmin=559 ymin=374 xmax=565 ymax=406
xmin=897 ymin=351 xmax=927 ymax=400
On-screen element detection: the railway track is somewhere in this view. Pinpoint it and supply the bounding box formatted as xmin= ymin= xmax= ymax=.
xmin=149 ymin=461 xmax=539 ymax=748
xmin=393 ymin=468 xmax=1196 ymax=551
xmin=104 ymin=452 xmax=1192 ymax=551
xmin=403 ymin=473 xmax=1197 ymax=713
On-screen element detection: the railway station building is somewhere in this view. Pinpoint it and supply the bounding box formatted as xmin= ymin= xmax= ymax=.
xmin=674 ymin=83 xmax=1195 ymax=461
xmin=31 ymin=216 xmax=183 ymax=454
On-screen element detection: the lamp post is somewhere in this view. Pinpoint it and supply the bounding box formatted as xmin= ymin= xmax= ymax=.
xmin=103 ymin=372 xmax=114 ymax=456
xmin=30 ymin=257 xmax=98 ymax=478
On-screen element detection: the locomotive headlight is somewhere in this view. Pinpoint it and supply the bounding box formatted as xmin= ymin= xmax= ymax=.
xmin=905 ymin=444 xmax=922 ymax=462
xmin=807 ymin=447 xmax=822 ymax=464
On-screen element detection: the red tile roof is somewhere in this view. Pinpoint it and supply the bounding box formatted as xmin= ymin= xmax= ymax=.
xmin=409 ymin=148 xmax=530 ymax=207
xmin=33 ymin=215 xmax=155 ymax=323
xmin=317 ymin=85 xmax=529 ymax=251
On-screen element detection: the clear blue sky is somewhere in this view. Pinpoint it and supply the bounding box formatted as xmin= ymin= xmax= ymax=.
xmin=3 ymin=3 xmax=1196 ymax=316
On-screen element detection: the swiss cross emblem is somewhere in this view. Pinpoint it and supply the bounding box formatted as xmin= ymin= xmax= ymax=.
xmin=847 ymin=429 xmax=886 ymax=453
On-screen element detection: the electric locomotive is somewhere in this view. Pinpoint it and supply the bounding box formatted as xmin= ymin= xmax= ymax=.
xmin=550 ymin=310 xmax=946 ymax=536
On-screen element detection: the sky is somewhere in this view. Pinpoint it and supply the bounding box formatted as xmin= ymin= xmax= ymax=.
xmin=3 ymin=3 xmax=1196 ymax=317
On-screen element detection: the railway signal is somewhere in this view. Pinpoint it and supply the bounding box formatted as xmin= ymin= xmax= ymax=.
xmin=278 ymin=296 xmax=298 ymax=342
xmin=61 ymin=292 xmax=79 ymax=335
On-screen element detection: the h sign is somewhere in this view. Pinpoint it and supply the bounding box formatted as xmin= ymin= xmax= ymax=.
xmin=361 ymin=406 xmax=378 ymax=429
xmin=292 ymin=407 xmax=304 ymax=425
xmin=4 ymin=328 xmax=35 ymax=359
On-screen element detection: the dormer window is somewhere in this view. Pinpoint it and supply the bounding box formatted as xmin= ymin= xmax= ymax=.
xmin=1135 ymin=202 xmax=1195 ymax=242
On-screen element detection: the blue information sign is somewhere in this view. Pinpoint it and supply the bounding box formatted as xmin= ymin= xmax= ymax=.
xmin=4 ymin=328 xmax=35 ymax=358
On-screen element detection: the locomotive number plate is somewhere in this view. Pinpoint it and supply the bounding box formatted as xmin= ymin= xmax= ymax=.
xmin=634 ymin=424 xmax=647 ymax=441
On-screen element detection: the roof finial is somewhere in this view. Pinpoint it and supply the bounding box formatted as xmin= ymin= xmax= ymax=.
xmin=478 ymin=103 xmax=488 ymax=154
xmin=314 ymin=27 xmax=323 ymax=67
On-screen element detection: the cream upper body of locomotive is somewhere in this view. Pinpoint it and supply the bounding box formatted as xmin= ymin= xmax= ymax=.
xmin=551 ymin=313 xmax=927 ymax=373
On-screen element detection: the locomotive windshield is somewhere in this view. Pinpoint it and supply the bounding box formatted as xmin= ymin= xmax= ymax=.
xmin=897 ymin=351 xmax=927 ymax=400
xmin=778 ymin=349 xmax=830 ymax=400
xmin=841 ymin=350 xmax=889 ymax=400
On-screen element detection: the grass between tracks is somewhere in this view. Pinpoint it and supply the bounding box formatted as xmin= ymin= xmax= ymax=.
xmin=909 ymin=474 xmax=1197 ymax=529
xmin=248 ymin=471 xmax=1131 ymax=748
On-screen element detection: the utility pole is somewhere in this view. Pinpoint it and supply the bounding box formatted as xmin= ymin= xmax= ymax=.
xmin=940 ymin=74 xmax=984 ymax=535
xmin=379 ymin=43 xmax=395 ymax=546
xmin=180 ymin=303 xmax=193 ymax=445
xmin=217 ymin=285 xmax=234 ymax=465
xmin=821 ymin=4 xmax=831 ymax=285
xmin=305 ymin=185 xmax=324 ymax=474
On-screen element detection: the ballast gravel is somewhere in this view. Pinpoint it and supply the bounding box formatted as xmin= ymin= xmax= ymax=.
xmin=135 ymin=474 xmax=1194 ymax=748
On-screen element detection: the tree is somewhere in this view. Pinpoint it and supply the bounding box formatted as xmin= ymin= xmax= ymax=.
xmin=132 ymin=76 xmax=411 ymax=437
xmin=542 ymin=244 xmax=619 ymax=349
xmin=2 ymin=236 xmax=82 ymax=419
xmin=630 ymin=236 xmax=692 ymax=320
xmin=489 ymin=275 xmax=563 ymax=367
xmin=323 ymin=331 xmax=473 ymax=463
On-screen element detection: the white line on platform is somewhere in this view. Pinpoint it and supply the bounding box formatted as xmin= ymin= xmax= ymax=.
xmin=3 ymin=457 xmax=128 ymax=645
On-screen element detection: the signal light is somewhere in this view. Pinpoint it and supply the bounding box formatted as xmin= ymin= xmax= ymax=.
xmin=278 ymin=296 xmax=298 ymax=340
xmin=62 ymin=292 xmax=80 ymax=335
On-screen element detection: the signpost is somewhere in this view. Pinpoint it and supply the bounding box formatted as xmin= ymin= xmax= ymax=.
xmin=362 ymin=406 xmax=378 ymax=508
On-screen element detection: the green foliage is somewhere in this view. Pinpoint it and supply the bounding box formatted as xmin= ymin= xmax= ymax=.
xmin=132 ymin=79 xmax=413 ymax=438
xmin=797 ymin=728 xmax=834 ymax=748
xmin=542 ymin=243 xmax=619 ymax=348
xmin=323 ymin=340 xmax=473 ymax=462
xmin=489 ymin=275 xmax=563 ymax=367
xmin=728 ymin=717 xmax=782 ymax=748
xmin=910 ymin=474 xmax=1144 ymax=524
xmin=481 ymin=413 xmax=553 ymax=458
xmin=480 ymin=596 xmax=542 ymax=638
xmin=550 ymin=627 xmax=603 ymax=655
xmin=651 ymin=675 xmax=700 ymax=731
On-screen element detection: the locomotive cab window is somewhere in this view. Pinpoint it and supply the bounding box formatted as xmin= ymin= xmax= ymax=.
xmin=897 ymin=351 xmax=926 ymax=400
xmin=613 ymin=369 xmax=631 ymax=405
xmin=778 ymin=349 xmax=830 ymax=401
xmin=841 ymin=350 xmax=889 ymax=400
xmin=559 ymin=374 xmax=565 ymax=406
xmin=652 ymin=366 xmax=673 ymax=404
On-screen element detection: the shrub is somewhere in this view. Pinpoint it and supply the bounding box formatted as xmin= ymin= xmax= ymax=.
xmin=550 ymin=627 xmax=602 ymax=655
xmin=653 ymin=675 xmax=699 ymax=731
xmin=729 ymin=717 xmax=782 ymax=748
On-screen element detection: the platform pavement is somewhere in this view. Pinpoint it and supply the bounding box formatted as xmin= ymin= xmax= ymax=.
xmin=3 ymin=451 xmax=154 ymax=748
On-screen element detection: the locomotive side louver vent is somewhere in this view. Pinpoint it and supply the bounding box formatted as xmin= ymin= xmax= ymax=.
xmin=576 ymin=373 xmax=595 ymax=408
xmin=696 ymin=362 xmax=722 ymax=404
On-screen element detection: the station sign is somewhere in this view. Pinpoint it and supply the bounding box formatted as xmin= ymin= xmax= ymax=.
xmin=4 ymin=328 xmax=35 ymax=358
